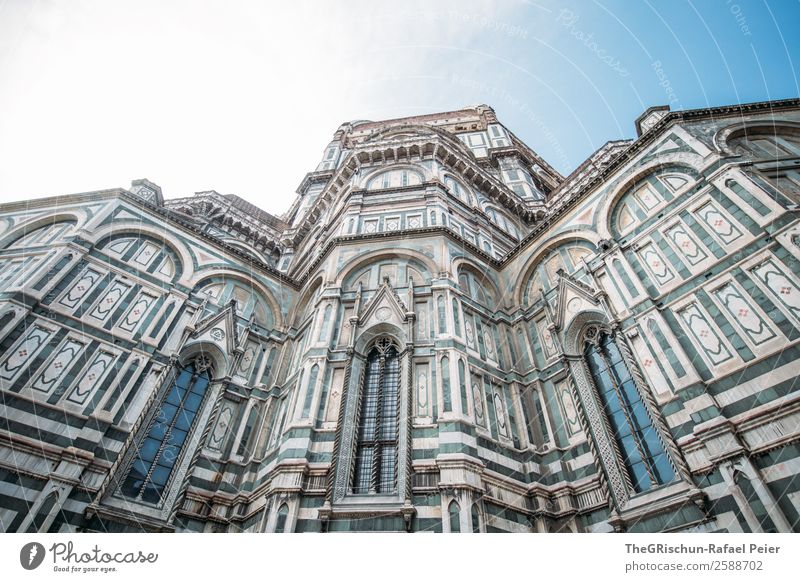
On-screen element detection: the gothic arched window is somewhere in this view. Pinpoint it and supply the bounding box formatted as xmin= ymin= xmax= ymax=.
xmin=729 ymin=129 xmax=800 ymax=205
xmin=448 ymin=501 xmax=461 ymax=532
xmin=352 ymin=339 xmax=400 ymax=494
xmin=583 ymin=329 xmax=674 ymax=493
xmin=97 ymin=233 xmax=181 ymax=282
xmin=121 ymin=357 xmax=212 ymax=503
xmin=471 ymin=504 xmax=481 ymax=533
xmin=6 ymin=219 xmax=76 ymax=250
xmin=276 ymin=503 xmax=289 ymax=532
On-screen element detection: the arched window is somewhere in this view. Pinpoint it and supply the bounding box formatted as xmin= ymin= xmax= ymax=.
xmin=583 ymin=329 xmax=674 ymax=493
xmin=366 ymin=168 xmax=423 ymax=190
xmin=301 ymin=365 xmax=319 ymax=419
xmin=729 ymin=129 xmax=800 ymax=205
xmin=444 ymin=175 xmax=472 ymax=205
xmin=121 ymin=357 xmax=212 ymax=503
xmin=471 ymin=504 xmax=481 ymax=533
xmin=448 ymin=501 xmax=461 ymax=532
xmin=260 ymin=347 xmax=276 ymax=385
xmin=6 ymin=219 xmax=76 ymax=250
xmin=437 ymin=296 xmax=447 ymax=333
xmin=483 ymin=206 xmax=519 ymax=239
xmin=457 ymin=267 xmax=496 ymax=308
xmin=342 ymin=259 xmax=432 ymax=291
xmin=195 ymin=277 xmax=275 ymax=328
xmin=458 ymin=359 xmax=468 ymax=415
xmin=32 ymin=253 xmax=73 ymax=292
xmin=520 ymin=387 xmax=551 ymax=448
xmin=236 ymin=404 xmax=260 ymax=457
xmin=729 ymin=129 xmax=800 ymax=159
xmin=524 ymin=242 xmax=596 ymax=303
xmin=441 ymin=356 xmax=452 ymax=413
xmin=275 ymin=503 xmax=289 ymax=532
xmin=97 ymin=233 xmax=181 ymax=281
xmin=611 ymin=168 xmax=696 ymax=236
xmin=352 ymin=339 xmax=400 ymax=494
xmin=26 ymin=492 xmax=58 ymax=533
xmin=451 ymin=298 xmax=462 ymax=337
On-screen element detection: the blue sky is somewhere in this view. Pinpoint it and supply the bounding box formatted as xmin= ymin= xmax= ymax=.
xmin=0 ymin=0 xmax=797 ymax=212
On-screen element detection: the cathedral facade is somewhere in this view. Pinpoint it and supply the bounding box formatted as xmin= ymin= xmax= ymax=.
xmin=1 ymin=99 xmax=799 ymax=533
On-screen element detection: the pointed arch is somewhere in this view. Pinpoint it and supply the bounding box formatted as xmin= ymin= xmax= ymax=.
xmin=119 ymin=353 xmax=216 ymax=504
xmin=86 ymin=220 xmax=197 ymax=286
xmin=596 ymin=154 xmax=703 ymax=240
xmin=96 ymin=231 xmax=184 ymax=282
xmin=454 ymin=259 xmax=501 ymax=308
xmin=514 ymin=232 xmax=600 ymax=307
xmin=448 ymin=500 xmax=461 ymax=532
xmin=275 ymin=503 xmax=290 ymax=532
xmin=714 ymin=120 xmax=800 ymax=157
xmin=0 ymin=213 xmax=80 ymax=250
xmin=351 ymin=337 xmax=402 ymax=495
xmin=190 ymin=270 xmax=283 ymax=329
xmin=361 ymin=164 xmax=427 ymax=190
xmin=292 ymin=275 xmax=324 ymax=326
xmin=336 ymin=248 xmax=437 ymax=289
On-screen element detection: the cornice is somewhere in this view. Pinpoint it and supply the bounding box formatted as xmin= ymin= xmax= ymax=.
xmin=290 ymin=225 xmax=503 ymax=285
xmin=502 ymin=97 xmax=800 ymax=264
xmin=3 ymin=98 xmax=796 ymax=290
xmin=286 ymin=134 xmax=539 ymax=249
xmin=121 ymin=192 xmax=301 ymax=290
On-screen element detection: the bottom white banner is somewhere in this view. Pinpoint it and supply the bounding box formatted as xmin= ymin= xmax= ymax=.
xmin=1 ymin=533 xmax=798 ymax=581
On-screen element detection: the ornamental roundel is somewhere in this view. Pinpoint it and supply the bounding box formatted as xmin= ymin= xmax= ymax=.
xmin=210 ymin=328 xmax=225 ymax=342
xmin=194 ymin=354 xmax=213 ymax=373
xmin=567 ymin=296 xmax=584 ymax=315
xmin=376 ymin=306 xmax=391 ymax=321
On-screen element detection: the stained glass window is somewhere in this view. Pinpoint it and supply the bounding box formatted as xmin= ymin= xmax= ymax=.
xmin=584 ymin=331 xmax=674 ymax=493
xmin=121 ymin=360 xmax=211 ymax=503
xmin=352 ymin=339 xmax=400 ymax=494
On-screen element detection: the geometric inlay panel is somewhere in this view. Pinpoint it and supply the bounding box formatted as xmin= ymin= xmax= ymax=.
xmin=677 ymin=302 xmax=734 ymax=366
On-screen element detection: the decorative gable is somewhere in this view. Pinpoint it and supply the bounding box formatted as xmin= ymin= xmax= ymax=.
xmin=552 ymin=269 xmax=601 ymax=330
xmin=191 ymin=299 xmax=240 ymax=356
xmin=357 ymin=276 xmax=409 ymax=330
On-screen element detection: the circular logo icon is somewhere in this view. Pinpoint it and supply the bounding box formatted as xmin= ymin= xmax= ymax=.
xmin=20 ymin=542 xmax=46 ymax=570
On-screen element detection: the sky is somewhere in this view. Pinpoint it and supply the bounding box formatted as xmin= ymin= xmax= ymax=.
xmin=0 ymin=0 xmax=797 ymax=216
